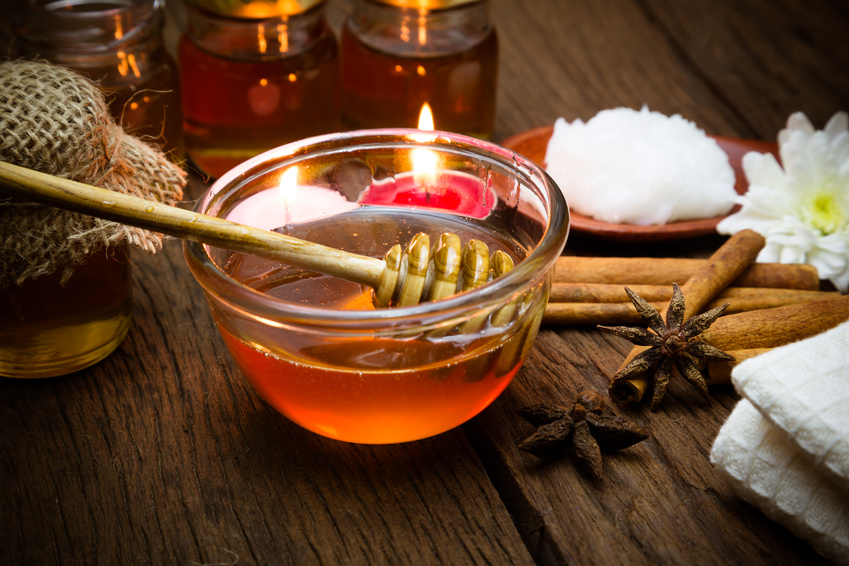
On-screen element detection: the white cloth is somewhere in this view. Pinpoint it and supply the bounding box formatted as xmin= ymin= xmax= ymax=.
xmin=710 ymin=321 xmax=849 ymax=564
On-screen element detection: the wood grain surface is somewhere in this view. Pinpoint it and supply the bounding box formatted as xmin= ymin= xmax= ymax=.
xmin=2 ymin=0 xmax=847 ymax=564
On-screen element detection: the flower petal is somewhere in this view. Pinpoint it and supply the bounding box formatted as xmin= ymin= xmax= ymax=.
xmin=829 ymin=268 xmax=849 ymax=293
xmin=716 ymin=187 xmax=790 ymax=236
xmin=756 ymin=244 xmax=782 ymax=263
xmin=824 ymin=111 xmax=849 ymax=138
xmin=785 ymin=112 xmax=816 ymax=136
xmin=742 ymin=152 xmax=787 ymax=190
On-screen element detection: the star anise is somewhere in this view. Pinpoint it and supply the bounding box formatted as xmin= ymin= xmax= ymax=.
xmin=598 ymin=283 xmax=734 ymax=410
xmin=516 ymin=390 xmax=650 ymax=479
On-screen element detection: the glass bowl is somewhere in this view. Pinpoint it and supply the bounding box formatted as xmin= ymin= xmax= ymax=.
xmin=184 ymin=129 xmax=569 ymax=444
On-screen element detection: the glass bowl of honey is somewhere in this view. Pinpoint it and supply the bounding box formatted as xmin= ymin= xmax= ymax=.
xmin=184 ymin=129 xmax=569 ymax=444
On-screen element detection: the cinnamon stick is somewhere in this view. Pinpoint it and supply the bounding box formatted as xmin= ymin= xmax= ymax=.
xmin=608 ymin=229 xmax=766 ymax=405
xmin=701 ymin=294 xmax=849 ymax=351
xmin=656 ymin=296 xmax=849 ymax=385
xmin=555 ymin=256 xmax=819 ymax=290
xmin=544 ymin=290 xmax=841 ymax=325
xmin=549 ymin=282 xmax=836 ymax=306
xmin=705 ymin=349 xmax=773 ymax=384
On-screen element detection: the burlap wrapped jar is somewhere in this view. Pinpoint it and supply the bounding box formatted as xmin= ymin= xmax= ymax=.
xmin=0 ymin=59 xmax=186 ymax=378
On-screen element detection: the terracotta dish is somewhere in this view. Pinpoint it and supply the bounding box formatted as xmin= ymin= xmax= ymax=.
xmin=501 ymin=125 xmax=778 ymax=242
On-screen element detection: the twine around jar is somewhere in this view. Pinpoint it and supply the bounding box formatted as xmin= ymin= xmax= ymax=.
xmin=0 ymin=59 xmax=186 ymax=287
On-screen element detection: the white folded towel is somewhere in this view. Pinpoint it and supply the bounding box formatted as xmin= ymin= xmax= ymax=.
xmin=711 ymin=320 xmax=849 ymax=564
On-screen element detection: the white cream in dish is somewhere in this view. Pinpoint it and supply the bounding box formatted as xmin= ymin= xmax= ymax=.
xmin=544 ymin=106 xmax=737 ymax=225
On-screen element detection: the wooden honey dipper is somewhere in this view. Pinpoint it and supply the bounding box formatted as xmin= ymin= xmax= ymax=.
xmin=0 ymin=161 xmax=513 ymax=307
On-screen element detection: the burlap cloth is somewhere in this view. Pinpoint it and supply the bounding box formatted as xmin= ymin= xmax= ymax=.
xmin=0 ymin=59 xmax=186 ymax=287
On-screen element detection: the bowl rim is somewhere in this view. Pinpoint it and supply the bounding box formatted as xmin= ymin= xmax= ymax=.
xmin=184 ymin=128 xmax=570 ymax=328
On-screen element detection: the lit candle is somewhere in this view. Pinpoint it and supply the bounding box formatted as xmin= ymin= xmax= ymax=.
xmin=227 ymin=164 xmax=358 ymax=229
xmin=360 ymin=103 xmax=495 ymax=218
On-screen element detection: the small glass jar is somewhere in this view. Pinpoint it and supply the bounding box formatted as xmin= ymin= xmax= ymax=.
xmin=179 ymin=0 xmax=340 ymax=179
xmin=12 ymin=0 xmax=184 ymax=160
xmin=0 ymin=243 xmax=134 ymax=378
xmin=341 ymin=0 xmax=498 ymax=139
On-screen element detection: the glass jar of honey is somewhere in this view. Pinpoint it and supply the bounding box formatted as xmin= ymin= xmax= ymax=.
xmin=178 ymin=0 xmax=340 ymax=179
xmin=340 ymin=0 xmax=498 ymax=139
xmin=0 ymin=58 xmax=185 ymax=379
xmin=0 ymin=244 xmax=134 ymax=379
xmin=12 ymin=0 xmax=184 ymax=160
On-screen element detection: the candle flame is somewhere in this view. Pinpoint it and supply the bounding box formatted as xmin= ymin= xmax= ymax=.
xmin=413 ymin=103 xmax=437 ymax=185
xmin=278 ymin=166 xmax=299 ymax=223
xmin=279 ymin=166 xmax=298 ymax=195
xmin=418 ymin=102 xmax=434 ymax=131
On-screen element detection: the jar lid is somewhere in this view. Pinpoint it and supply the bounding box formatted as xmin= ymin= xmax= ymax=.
xmin=371 ymin=0 xmax=482 ymax=8
xmin=184 ymin=0 xmax=326 ymax=18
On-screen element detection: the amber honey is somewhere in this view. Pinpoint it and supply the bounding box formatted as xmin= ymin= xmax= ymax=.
xmin=221 ymin=324 xmax=524 ymax=443
xmin=179 ymin=5 xmax=340 ymax=179
xmin=340 ymin=0 xmax=498 ymax=138
xmin=0 ymin=244 xmax=133 ymax=378
xmin=57 ymin=52 xmax=184 ymax=159
xmin=209 ymin=207 xmax=536 ymax=443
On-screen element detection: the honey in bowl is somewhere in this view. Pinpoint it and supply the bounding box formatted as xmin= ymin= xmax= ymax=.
xmin=184 ymin=130 xmax=569 ymax=444
xmin=215 ymin=208 xmax=534 ymax=443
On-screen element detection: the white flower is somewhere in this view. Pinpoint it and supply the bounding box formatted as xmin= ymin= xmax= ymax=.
xmin=716 ymin=111 xmax=849 ymax=292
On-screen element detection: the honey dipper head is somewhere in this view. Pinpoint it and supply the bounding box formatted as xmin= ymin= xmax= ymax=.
xmin=373 ymin=232 xmax=515 ymax=308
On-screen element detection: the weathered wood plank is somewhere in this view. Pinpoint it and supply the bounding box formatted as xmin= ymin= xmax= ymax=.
xmin=466 ymin=328 xmax=828 ymax=565
xmin=491 ymin=0 xmax=748 ymax=141
xmin=641 ymin=0 xmax=849 ymax=139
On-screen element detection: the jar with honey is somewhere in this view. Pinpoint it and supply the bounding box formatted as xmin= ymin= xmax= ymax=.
xmin=12 ymin=0 xmax=184 ymax=160
xmin=178 ymin=0 xmax=340 ymax=179
xmin=340 ymin=0 xmax=498 ymax=139
xmin=0 ymin=244 xmax=134 ymax=379
xmin=0 ymin=59 xmax=186 ymax=379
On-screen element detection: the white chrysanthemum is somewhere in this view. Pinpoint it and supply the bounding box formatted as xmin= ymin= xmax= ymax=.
xmin=717 ymin=111 xmax=849 ymax=292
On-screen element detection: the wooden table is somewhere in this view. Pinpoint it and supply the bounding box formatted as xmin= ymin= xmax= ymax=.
xmin=2 ymin=0 xmax=848 ymax=563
